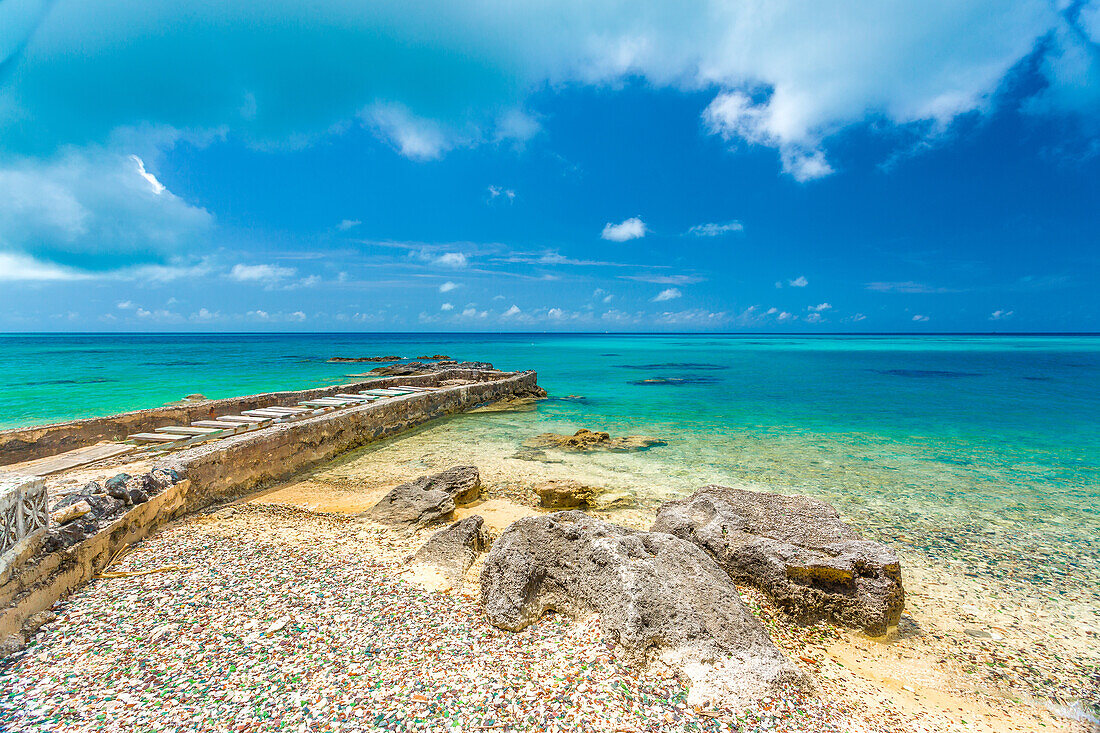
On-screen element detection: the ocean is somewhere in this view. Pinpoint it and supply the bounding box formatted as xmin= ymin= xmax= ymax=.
xmin=3 ymin=332 xmax=1099 ymax=701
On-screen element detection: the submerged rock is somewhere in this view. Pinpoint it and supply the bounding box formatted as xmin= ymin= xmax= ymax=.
xmin=480 ymin=511 xmax=803 ymax=707
xmin=533 ymin=480 xmax=598 ymax=508
xmin=526 ymin=429 xmax=666 ymax=452
xmin=364 ymin=466 xmax=481 ymax=529
xmin=409 ymin=515 xmax=488 ymax=591
xmin=651 ymin=486 xmax=905 ymax=636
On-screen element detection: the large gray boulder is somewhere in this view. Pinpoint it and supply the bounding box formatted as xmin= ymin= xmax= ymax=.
xmin=409 ymin=515 xmax=487 ymax=592
xmin=651 ymin=486 xmax=904 ymax=636
xmin=480 ymin=511 xmax=803 ymax=707
xmin=364 ymin=466 xmax=481 ymax=529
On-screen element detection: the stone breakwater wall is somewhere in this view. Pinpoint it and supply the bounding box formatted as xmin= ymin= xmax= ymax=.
xmin=0 ymin=370 xmax=539 ymax=647
xmin=0 ymin=369 xmax=508 ymax=466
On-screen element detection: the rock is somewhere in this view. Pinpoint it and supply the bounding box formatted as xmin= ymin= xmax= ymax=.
xmin=369 ymin=360 xmax=497 ymax=376
xmin=410 ymin=515 xmax=487 ymax=591
xmin=128 ymin=488 xmax=150 ymax=505
xmin=508 ymin=447 xmax=564 ymax=464
xmin=480 ymin=511 xmax=802 ymax=707
xmin=328 ymin=355 xmax=404 ymax=362
xmin=183 ymin=393 xmax=206 ymax=401
xmin=21 ymin=611 xmax=57 ymax=638
xmin=42 ymin=517 xmax=98 ymax=552
xmin=651 ymin=486 xmax=905 ymax=636
xmin=364 ymin=466 xmax=481 ymax=529
xmin=534 ymin=480 xmax=598 ymax=508
xmin=149 ymin=468 xmax=181 ymax=491
xmin=103 ymin=473 xmax=131 ymax=494
xmin=50 ymin=500 xmax=92 ymax=525
xmin=415 ymin=354 xmax=451 ymax=360
xmin=526 ymin=429 xmax=667 ymax=452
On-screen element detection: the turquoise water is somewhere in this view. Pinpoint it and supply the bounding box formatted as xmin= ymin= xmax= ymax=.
xmin=3 ymin=334 xmax=1100 ymax=664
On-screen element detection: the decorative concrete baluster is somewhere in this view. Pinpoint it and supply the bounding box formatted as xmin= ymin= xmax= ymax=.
xmin=0 ymin=476 xmax=48 ymax=560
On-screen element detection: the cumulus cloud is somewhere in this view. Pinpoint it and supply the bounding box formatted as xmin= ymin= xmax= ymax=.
xmin=807 ymin=302 xmax=832 ymax=312
xmin=990 ymin=309 xmax=1015 ymax=320
xmin=288 ymin=311 xmax=307 ymax=322
xmin=0 ymin=251 xmax=91 ymax=281
xmin=0 ymin=149 xmax=212 ymax=269
xmin=439 ymin=280 xmax=458 ymax=292
xmin=337 ymin=219 xmax=361 ymax=231
xmin=0 ymin=0 xmax=1089 ymax=181
xmin=601 ymin=217 xmax=647 ymax=242
xmin=229 ymin=263 xmax=296 ymax=283
xmin=687 ymin=221 xmax=744 ymax=237
xmin=652 ymin=287 xmax=682 ymax=302
xmin=440 ymin=302 xmax=454 ymax=311
xmin=434 ymin=252 xmax=468 ymax=268
xmin=787 ymin=276 xmax=808 ymax=288
xmin=502 ymin=304 xmax=521 ymax=317
xmin=804 ymin=312 xmax=824 ymax=323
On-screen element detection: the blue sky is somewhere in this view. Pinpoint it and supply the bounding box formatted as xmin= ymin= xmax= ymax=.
xmin=0 ymin=0 xmax=1098 ymax=332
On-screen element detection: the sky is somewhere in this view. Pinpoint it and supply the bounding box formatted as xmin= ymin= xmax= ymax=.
xmin=0 ymin=0 xmax=1098 ymax=333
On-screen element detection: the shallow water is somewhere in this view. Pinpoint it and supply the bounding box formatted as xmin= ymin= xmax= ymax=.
xmin=3 ymin=333 xmax=1100 ymax=680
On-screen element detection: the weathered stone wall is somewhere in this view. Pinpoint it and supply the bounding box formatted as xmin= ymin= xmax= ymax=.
xmin=0 ymin=369 xmax=507 ymax=466
xmin=0 ymin=370 xmax=539 ymax=648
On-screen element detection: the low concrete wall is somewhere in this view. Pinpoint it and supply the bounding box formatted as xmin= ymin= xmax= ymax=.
xmin=0 ymin=369 xmax=506 ymax=466
xmin=0 ymin=370 xmax=540 ymax=648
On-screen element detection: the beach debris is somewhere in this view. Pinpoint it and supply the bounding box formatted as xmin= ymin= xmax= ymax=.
xmin=409 ymin=515 xmax=488 ymax=592
xmin=526 ymin=428 xmax=667 ymax=452
xmin=652 ymin=486 xmax=905 ymax=636
xmin=534 ymin=479 xmax=599 ymax=508
xmin=363 ymin=465 xmax=481 ymax=529
xmin=480 ymin=510 xmax=805 ymax=707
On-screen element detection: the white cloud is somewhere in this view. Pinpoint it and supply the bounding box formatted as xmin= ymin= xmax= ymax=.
xmin=247 ymin=310 xmax=270 ymax=320
xmin=804 ymin=312 xmax=823 ymax=323
xmin=364 ymin=103 xmax=454 ymax=161
xmin=912 ymin=314 xmax=930 ymax=322
xmin=460 ymin=306 xmax=487 ymax=318
xmin=593 ymin=288 xmax=613 ymax=304
xmin=777 ymin=311 xmax=793 ymax=321
xmin=865 ymin=281 xmax=958 ymax=293
xmin=440 ymin=302 xmax=454 ymax=311
xmin=688 ymin=221 xmax=744 ymax=237
xmin=502 ymin=304 xmax=522 ymax=317
xmin=850 ymin=313 xmax=867 ymax=322
xmin=129 ymin=155 xmax=166 ymax=194
xmin=288 ymin=311 xmax=307 ymax=322
xmin=230 ymin=263 xmax=296 ymax=283
xmin=0 ymin=149 xmax=212 ymax=269
xmin=190 ymin=307 xmax=217 ymax=321
xmin=990 ymin=309 xmax=1015 ymax=320
xmin=434 ymin=252 xmax=468 ymax=268
xmin=337 ymin=219 xmax=361 ymax=231
xmin=807 ymin=302 xmax=832 ymax=312
xmin=488 ymin=185 xmax=516 ymax=202
xmin=547 ymin=307 xmax=565 ymax=319
xmin=116 ymin=300 xmax=134 ymax=309
xmin=788 ymin=276 xmax=809 ymax=288
xmin=652 ymin=287 xmax=682 ymax=302
xmin=0 ymin=251 xmax=91 ymax=281
xmin=439 ymin=280 xmax=459 ymax=292
xmin=601 ymin=217 xmax=647 ymax=242
xmin=0 ymin=0 xmax=1086 ymax=184
xmin=621 ymin=274 xmax=703 ymax=285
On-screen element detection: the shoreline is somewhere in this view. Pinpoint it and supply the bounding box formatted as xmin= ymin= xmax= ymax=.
xmin=1 ymin=372 xmax=1096 ymax=731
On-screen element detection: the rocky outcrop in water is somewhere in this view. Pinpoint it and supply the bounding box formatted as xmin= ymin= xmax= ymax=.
xmin=651 ymin=486 xmax=905 ymax=636
xmin=526 ymin=429 xmax=666 ymax=452
xmin=328 ymin=355 xmax=404 ymax=362
xmin=410 ymin=515 xmax=487 ymax=591
xmin=368 ymin=360 xmax=497 ymax=376
xmin=480 ymin=511 xmax=803 ymax=706
xmin=364 ymin=466 xmax=481 ymax=529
